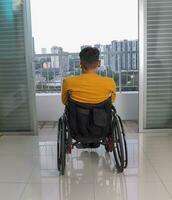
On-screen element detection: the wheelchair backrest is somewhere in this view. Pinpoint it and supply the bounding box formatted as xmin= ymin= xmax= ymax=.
xmin=66 ymin=97 xmax=112 ymax=139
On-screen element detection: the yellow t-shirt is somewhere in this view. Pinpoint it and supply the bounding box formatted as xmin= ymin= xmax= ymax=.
xmin=61 ymin=73 xmax=116 ymax=105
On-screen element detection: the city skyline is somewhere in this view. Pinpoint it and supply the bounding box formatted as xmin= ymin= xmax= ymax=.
xmin=34 ymin=39 xmax=138 ymax=74
xmin=30 ymin=0 xmax=138 ymax=53
xmin=34 ymin=39 xmax=139 ymax=93
xmin=34 ymin=39 xmax=138 ymax=54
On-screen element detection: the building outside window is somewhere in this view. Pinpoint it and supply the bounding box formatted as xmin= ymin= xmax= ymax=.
xmin=31 ymin=0 xmax=138 ymax=93
xmin=32 ymin=39 xmax=139 ymax=93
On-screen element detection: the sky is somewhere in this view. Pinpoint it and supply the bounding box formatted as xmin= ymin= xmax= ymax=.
xmin=30 ymin=0 xmax=138 ymax=53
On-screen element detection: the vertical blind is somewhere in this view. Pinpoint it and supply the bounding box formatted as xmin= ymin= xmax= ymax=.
xmin=146 ymin=0 xmax=172 ymax=128
xmin=0 ymin=0 xmax=35 ymax=132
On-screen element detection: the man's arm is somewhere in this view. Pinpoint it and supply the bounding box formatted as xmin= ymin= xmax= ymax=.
xmin=61 ymin=79 xmax=68 ymax=105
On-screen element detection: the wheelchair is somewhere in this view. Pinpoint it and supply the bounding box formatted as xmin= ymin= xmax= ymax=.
xmin=57 ymin=97 xmax=128 ymax=175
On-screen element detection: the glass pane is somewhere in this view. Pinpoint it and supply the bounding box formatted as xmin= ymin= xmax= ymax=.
xmin=0 ymin=0 xmax=32 ymax=131
xmin=145 ymin=0 xmax=172 ymax=129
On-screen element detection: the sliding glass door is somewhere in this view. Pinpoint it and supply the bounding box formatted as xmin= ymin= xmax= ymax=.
xmin=139 ymin=0 xmax=172 ymax=131
xmin=0 ymin=0 xmax=37 ymax=134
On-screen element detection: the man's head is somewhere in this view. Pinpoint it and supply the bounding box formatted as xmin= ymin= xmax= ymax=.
xmin=79 ymin=47 xmax=100 ymax=72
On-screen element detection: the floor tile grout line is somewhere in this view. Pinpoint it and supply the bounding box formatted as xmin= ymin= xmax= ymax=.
xmin=0 ymin=180 xmax=29 ymax=184
xmin=18 ymin=182 xmax=28 ymax=200
xmin=18 ymin=158 xmax=39 ymax=200
xmin=0 ymin=181 xmax=28 ymax=200
xmin=143 ymin=149 xmax=172 ymax=199
xmin=18 ymin=140 xmax=48 ymax=200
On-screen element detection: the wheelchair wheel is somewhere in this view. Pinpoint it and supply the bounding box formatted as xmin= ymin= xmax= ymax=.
xmin=112 ymin=114 xmax=128 ymax=173
xmin=117 ymin=115 xmax=128 ymax=169
xmin=57 ymin=117 xmax=66 ymax=175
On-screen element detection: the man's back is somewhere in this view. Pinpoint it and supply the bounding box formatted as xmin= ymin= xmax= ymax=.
xmin=62 ymin=73 xmax=116 ymax=105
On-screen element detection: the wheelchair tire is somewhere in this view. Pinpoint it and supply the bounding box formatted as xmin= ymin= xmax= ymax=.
xmin=112 ymin=115 xmax=126 ymax=173
xmin=117 ymin=115 xmax=128 ymax=169
xmin=57 ymin=117 xmax=66 ymax=175
xmin=57 ymin=119 xmax=62 ymax=171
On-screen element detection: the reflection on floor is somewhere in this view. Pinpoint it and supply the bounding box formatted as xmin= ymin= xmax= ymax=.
xmin=0 ymin=129 xmax=172 ymax=199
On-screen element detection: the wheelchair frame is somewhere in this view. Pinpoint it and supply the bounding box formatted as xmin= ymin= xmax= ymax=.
xmin=57 ymin=105 xmax=128 ymax=175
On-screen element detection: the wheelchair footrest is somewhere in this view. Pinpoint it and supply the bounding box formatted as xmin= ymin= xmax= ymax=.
xmin=105 ymin=137 xmax=114 ymax=152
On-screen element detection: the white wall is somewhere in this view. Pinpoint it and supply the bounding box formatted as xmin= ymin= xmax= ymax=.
xmin=115 ymin=92 xmax=139 ymax=120
xmin=36 ymin=92 xmax=139 ymax=121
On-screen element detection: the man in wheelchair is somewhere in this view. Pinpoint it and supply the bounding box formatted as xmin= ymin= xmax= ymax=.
xmin=61 ymin=47 xmax=116 ymax=148
xmin=58 ymin=47 xmax=127 ymax=174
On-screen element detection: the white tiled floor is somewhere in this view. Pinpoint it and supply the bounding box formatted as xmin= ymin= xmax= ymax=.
xmin=1 ymin=130 xmax=172 ymax=200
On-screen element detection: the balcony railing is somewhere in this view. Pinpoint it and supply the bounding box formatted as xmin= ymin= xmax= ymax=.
xmin=33 ymin=51 xmax=139 ymax=93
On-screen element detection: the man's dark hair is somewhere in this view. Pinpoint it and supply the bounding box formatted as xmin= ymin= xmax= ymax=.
xmin=79 ymin=47 xmax=100 ymax=67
